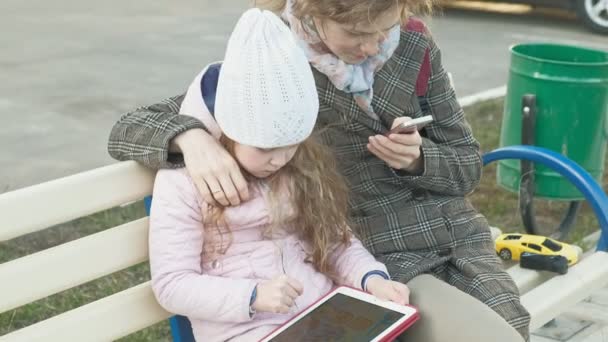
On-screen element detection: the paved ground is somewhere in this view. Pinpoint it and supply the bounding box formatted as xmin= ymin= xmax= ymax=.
xmin=1 ymin=0 xmax=250 ymax=192
xmin=430 ymin=6 xmax=607 ymax=97
xmin=1 ymin=1 xmax=606 ymax=191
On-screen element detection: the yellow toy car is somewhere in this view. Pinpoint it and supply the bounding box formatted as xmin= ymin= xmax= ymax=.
xmin=494 ymin=233 xmax=579 ymax=266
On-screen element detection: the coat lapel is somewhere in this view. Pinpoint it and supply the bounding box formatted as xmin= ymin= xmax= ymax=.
xmin=312 ymin=68 xmax=383 ymax=134
xmin=371 ymin=28 xmax=429 ymax=125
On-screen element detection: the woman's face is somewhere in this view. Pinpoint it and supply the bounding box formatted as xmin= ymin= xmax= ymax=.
xmin=234 ymin=143 xmax=299 ymax=179
xmin=313 ymin=8 xmax=401 ymax=65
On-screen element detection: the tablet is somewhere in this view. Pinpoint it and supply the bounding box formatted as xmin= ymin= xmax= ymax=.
xmin=260 ymin=286 xmax=419 ymax=342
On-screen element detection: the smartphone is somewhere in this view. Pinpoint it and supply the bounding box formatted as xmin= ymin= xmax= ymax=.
xmin=385 ymin=115 xmax=433 ymax=136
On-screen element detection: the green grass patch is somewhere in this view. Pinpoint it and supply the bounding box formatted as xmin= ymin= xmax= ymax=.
xmin=0 ymin=97 xmax=606 ymax=340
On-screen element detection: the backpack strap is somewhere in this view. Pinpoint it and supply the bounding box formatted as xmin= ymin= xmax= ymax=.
xmin=403 ymin=18 xmax=431 ymax=97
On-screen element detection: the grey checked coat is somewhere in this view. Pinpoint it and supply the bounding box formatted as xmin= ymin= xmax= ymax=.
xmin=108 ymin=20 xmax=530 ymax=339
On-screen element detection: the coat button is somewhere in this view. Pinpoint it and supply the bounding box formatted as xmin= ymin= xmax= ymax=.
xmin=412 ymin=189 xmax=427 ymax=200
xmin=438 ymin=248 xmax=452 ymax=257
xmin=212 ymin=260 xmax=219 ymax=269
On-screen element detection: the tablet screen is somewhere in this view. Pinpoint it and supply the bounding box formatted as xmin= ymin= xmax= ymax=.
xmin=267 ymin=293 xmax=406 ymax=342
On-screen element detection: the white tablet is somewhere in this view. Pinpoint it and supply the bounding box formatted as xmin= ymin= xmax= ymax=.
xmin=260 ymin=286 xmax=419 ymax=342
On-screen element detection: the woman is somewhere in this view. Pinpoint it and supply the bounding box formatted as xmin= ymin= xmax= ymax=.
xmin=108 ymin=1 xmax=530 ymax=340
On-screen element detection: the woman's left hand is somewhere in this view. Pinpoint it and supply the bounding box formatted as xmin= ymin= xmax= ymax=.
xmin=366 ymin=277 xmax=410 ymax=306
xmin=367 ymin=117 xmax=423 ymax=173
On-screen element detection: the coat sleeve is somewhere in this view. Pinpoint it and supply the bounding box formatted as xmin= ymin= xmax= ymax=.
xmin=395 ymin=32 xmax=483 ymax=196
xmin=107 ymin=94 xmax=209 ymax=169
xmin=328 ymin=236 xmax=389 ymax=290
xmin=149 ymin=169 xmax=257 ymax=323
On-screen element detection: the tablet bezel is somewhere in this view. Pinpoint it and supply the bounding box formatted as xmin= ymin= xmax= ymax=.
xmin=259 ymin=286 xmax=418 ymax=342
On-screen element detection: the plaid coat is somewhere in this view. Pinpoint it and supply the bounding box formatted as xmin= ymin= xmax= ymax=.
xmin=108 ymin=20 xmax=530 ymax=339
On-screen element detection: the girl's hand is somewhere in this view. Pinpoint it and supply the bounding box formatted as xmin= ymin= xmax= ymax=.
xmin=367 ymin=117 xmax=424 ymax=173
xmin=253 ymin=275 xmax=304 ymax=314
xmin=173 ymin=128 xmax=249 ymax=206
xmin=366 ymin=277 xmax=410 ymax=306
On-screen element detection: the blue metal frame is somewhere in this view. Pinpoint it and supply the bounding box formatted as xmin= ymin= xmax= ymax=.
xmin=144 ymin=196 xmax=196 ymax=342
xmin=482 ymin=145 xmax=608 ymax=251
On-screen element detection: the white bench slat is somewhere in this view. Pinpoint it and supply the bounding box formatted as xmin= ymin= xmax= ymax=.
xmin=522 ymin=251 xmax=608 ymax=331
xmin=0 ymin=282 xmax=171 ymax=342
xmin=0 ymin=161 xmax=154 ymax=242
xmin=0 ymin=218 xmax=149 ymax=314
xmin=508 ymin=264 xmax=554 ymax=295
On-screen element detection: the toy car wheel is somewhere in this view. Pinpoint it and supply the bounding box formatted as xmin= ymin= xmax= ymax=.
xmin=499 ymin=248 xmax=512 ymax=261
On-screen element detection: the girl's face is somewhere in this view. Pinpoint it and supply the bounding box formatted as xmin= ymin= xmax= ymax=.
xmin=234 ymin=143 xmax=299 ymax=179
xmin=313 ymin=7 xmax=401 ymax=65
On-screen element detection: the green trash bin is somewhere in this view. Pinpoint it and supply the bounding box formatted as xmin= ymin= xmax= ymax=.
xmin=498 ymin=43 xmax=608 ymax=200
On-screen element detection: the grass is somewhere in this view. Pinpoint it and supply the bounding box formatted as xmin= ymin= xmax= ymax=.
xmin=0 ymin=97 xmax=606 ymax=340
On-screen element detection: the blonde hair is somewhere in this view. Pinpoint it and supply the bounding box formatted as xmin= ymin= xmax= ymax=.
xmin=204 ymin=134 xmax=353 ymax=278
xmin=254 ymin=0 xmax=434 ymax=24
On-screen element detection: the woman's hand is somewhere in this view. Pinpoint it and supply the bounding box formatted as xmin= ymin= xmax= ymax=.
xmin=173 ymin=128 xmax=249 ymax=206
xmin=253 ymin=275 xmax=304 ymax=314
xmin=366 ymin=277 xmax=410 ymax=306
xmin=367 ymin=117 xmax=424 ymax=173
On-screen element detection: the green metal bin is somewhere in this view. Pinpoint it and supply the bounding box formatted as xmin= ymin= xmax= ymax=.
xmin=498 ymin=43 xmax=608 ymax=200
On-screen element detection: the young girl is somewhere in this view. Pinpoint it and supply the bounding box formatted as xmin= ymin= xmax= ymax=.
xmin=148 ymin=9 xmax=409 ymax=342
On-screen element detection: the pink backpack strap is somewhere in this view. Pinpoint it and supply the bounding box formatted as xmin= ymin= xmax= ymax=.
xmin=403 ymin=18 xmax=431 ymax=97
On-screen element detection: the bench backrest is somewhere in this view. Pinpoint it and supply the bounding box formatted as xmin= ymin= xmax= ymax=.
xmin=0 ymin=161 xmax=171 ymax=341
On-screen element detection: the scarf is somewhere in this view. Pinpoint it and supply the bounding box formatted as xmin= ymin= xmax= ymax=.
xmin=281 ymin=0 xmax=400 ymax=118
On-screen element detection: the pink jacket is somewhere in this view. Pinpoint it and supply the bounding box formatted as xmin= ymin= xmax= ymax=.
xmin=149 ymin=65 xmax=388 ymax=342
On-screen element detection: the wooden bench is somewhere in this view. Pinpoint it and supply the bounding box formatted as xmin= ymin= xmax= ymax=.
xmin=1 ymin=145 xmax=607 ymax=341
xmin=0 ymin=162 xmax=171 ymax=341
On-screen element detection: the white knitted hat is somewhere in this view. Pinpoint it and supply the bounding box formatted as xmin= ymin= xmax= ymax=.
xmin=215 ymin=8 xmax=319 ymax=148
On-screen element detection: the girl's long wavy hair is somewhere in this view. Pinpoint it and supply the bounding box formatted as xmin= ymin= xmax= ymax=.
xmin=254 ymin=0 xmax=435 ymax=25
xmin=204 ymin=134 xmax=352 ymax=278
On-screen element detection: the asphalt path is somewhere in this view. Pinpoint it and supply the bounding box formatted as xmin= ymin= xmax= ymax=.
xmin=1 ymin=1 xmax=605 ymax=191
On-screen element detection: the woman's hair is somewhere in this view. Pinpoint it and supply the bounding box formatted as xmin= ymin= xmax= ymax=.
xmin=255 ymin=0 xmax=434 ymax=24
xmin=204 ymin=133 xmax=353 ymax=278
